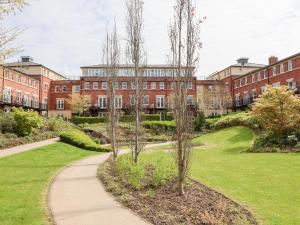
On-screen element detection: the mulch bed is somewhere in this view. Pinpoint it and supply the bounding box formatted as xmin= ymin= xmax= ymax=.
xmin=98 ymin=159 xmax=258 ymax=225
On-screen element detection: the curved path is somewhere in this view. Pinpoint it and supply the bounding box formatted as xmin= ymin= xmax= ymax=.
xmin=0 ymin=138 xmax=59 ymax=159
xmin=48 ymin=143 xmax=171 ymax=225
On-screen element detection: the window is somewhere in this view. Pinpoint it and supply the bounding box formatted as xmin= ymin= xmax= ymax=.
xmin=235 ymin=94 xmax=241 ymax=107
xmin=122 ymin=82 xmax=128 ymax=90
xmin=264 ymin=69 xmax=268 ymax=79
xmin=187 ymin=81 xmax=193 ymax=90
xmin=287 ymin=81 xmax=296 ymax=89
xmin=75 ymin=85 xmax=80 ymax=93
xmin=93 ymin=82 xmax=98 ymax=90
xmin=187 ymin=96 xmax=193 ymax=105
xmin=55 ymin=86 xmax=60 ymax=93
xmin=240 ymin=79 xmax=243 ymax=86
xmin=143 ymin=82 xmax=148 ymax=90
xmin=32 ymin=96 xmax=39 ymax=108
xmin=23 ymin=94 xmax=30 ymax=107
xmin=280 ymin=63 xmax=284 ymax=74
xmin=252 ymin=75 xmax=255 ymax=83
xmin=17 ymin=75 xmax=21 ymax=82
xmin=257 ymin=72 xmax=261 ymax=81
xmin=56 ymin=99 xmax=64 ymax=110
xmin=3 ymin=88 xmax=12 ymax=103
xmin=16 ymin=91 xmax=22 ymax=103
xmin=85 ymin=82 xmax=90 ymax=90
xmin=102 ymin=82 xmax=107 ymax=90
xmin=261 ymin=86 xmax=267 ymax=93
xmin=272 ymin=66 xmax=277 ymax=76
xmin=44 ymin=83 xmax=49 ymax=92
xmin=129 ymin=95 xmax=135 ymax=106
xmin=171 ymin=82 xmax=176 ymax=90
xmin=62 ymin=85 xmax=67 ymax=92
xmin=98 ymin=96 xmax=107 ymax=108
xmin=143 ymin=95 xmax=149 ymax=105
xmin=115 ymin=96 xmax=122 ymax=109
xmin=4 ymin=70 xmax=9 ymax=79
xmin=156 ymin=96 xmax=165 ymax=108
xmin=151 ymin=82 xmax=156 ymax=90
xmin=131 ymin=81 xmax=136 ymax=90
xmin=252 ymin=89 xmax=257 ymax=99
xmin=288 ymin=60 xmax=293 ymax=71
xmin=159 ymin=82 xmax=165 ymax=90
xmin=114 ymin=81 xmax=119 ymax=90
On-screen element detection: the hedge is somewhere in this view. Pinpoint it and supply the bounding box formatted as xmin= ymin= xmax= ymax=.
xmin=143 ymin=120 xmax=176 ymax=132
xmin=72 ymin=116 xmax=106 ymax=124
xmin=60 ymin=129 xmax=111 ymax=152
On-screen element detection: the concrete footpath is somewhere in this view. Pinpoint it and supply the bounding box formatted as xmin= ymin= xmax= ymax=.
xmin=48 ymin=142 xmax=172 ymax=225
xmin=0 ymin=138 xmax=59 ymax=159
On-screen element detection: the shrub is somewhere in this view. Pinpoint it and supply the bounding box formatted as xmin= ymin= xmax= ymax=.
xmin=72 ymin=116 xmax=106 ymax=124
xmin=143 ymin=121 xmax=176 ymax=132
xmin=142 ymin=114 xmax=160 ymax=121
xmin=214 ymin=112 xmax=259 ymax=130
xmin=119 ymin=115 xmax=134 ymax=122
xmin=165 ymin=112 xmax=174 ymax=121
xmin=12 ymin=107 xmax=43 ymax=136
xmin=59 ymin=129 xmax=111 ymax=152
xmin=250 ymin=132 xmax=298 ymax=152
xmin=193 ymin=111 xmax=206 ymax=131
xmin=0 ymin=113 xmax=15 ymax=133
xmin=44 ymin=116 xmax=73 ymax=132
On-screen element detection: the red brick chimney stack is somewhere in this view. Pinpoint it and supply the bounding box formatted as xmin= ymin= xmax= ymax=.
xmin=269 ymin=56 xmax=278 ymax=65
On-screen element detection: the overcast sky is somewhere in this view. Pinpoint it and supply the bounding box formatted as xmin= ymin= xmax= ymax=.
xmin=6 ymin=0 xmax=300 ymax=78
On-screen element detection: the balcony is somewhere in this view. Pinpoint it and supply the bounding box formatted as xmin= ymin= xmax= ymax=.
xmin=0 ymin=96 xmax=42 ymax=111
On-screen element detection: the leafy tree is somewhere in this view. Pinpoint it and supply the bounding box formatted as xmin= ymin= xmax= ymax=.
xmin=12 ymin=107 xmax=43 ymax=136
xmin=68 ymin=95 xmax=91 ymax=116
xmin=251 ymin=86 xmax=300 ymax=138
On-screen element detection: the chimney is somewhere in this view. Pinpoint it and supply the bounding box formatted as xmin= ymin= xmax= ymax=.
xmin=237 ymin=57 xmax=249 ymax=66
xmin=20 ymin=56 xmax=33 ymax=63
xmin=269 ymin=56 xmax=278 ymax=65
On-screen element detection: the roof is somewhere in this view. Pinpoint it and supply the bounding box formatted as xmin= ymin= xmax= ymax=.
xmin=3 ymin=61 xmax=68 ymax=80
xmin=232 ymin=51 xmax=300 ymax=81
xmin=231 ymin=62 xmax=265 ymax=68
xmin=0 ymin=65 xmax=40 ymax=82
xmin=80 ymin=64 xmax=196 ymax=69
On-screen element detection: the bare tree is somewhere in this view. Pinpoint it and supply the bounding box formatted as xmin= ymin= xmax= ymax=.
xmin=0 ymin=0 xmax=28 ymax=63
xmin=212 ymin=83 xmax=232 ymax=116
xmin=125 ymin=0 xmax=146 ymax=163
xmin=169 ymin=0 xmax=202 ymax=195
xmin=102 ymin=22 xmax=120 ymax=160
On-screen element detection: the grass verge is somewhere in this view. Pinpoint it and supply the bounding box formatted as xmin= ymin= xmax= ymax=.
xmin=0 ymin=142 xmax=98 ymax=225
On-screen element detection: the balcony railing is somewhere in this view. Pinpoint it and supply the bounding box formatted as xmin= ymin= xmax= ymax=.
xmin=0 ymin=96 xmax=44 ymax=110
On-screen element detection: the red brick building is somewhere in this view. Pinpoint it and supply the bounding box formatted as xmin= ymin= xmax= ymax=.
xmin=232 ymin=53 xmax=300 ymax=108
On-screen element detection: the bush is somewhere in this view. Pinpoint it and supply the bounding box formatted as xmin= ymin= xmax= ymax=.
xmin=165 ymin=112 xmax=174 ymax=121
xmin=142 ymin=114 xmax=160 ymax=121
xmin=72 ymin=116 xmax=106 ymax=124
xmin=193 ymin=111 xmax=206 ymax=131
xmin=143 ymin=121 xmax=176 ymax=132
xmin=0 ymin=113 xmax=15 ymax=133
xmin=214 ymin=112 xmax=260 ymax=131
xmin=59 ymin=129 xmax=111 ymax=152
xmin=44 ymin=116 xmax=73 ymax=132
xmin=12 ymin=107 xmax=43 ymax=136
xmin=250 ymin=132 xmax=298 ymax=152
xmin=119 ymin=115 xmax=134 ymax=122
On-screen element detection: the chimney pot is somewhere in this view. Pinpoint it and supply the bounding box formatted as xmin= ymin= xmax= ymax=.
xmin=237 ymin=57 xmax=249 ymax=66
xmin=269 ymin=56 xmax=278 ymax=65
xmin=21 ymin=56 xmax=33 ymax=63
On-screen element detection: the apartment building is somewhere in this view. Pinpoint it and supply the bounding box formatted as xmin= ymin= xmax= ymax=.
xmin=232 ymin=53 xmax=300 ymax=108
xmin=48 ymin=65 xmax=197 ymax=119
xmin=1 ymin=56 xmax=66 ymax=114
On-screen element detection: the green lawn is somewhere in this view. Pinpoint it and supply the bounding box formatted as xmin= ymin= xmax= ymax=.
xmin=146 ymin=127 xmax=300 ymax=225
xmin=0 ymin=142 xmax=98 ymax=225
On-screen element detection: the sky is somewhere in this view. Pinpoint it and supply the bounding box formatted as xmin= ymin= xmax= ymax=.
xmin=5 ymin=0 xmax=300 ymax=79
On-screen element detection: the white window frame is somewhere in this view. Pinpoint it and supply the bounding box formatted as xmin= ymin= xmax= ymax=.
xmin=156 ymin=96 xmax=165 ymax=108
xmin=122 ymin=82 xmax=128 ymax=90
xmin=75 ymin=85 xmax=80 ymax=93
xmin=98 ymin=96 xmax=107 ymax=109
xmin=288 ymin=60 xmax=293 ymax=71
xmin=280 ymin=63 xmax=284 ymax=74
xmin=93 ymin=82 xmax=99 ymax=90
xmin=187 ymin=81 xmax=193 ymax=90
xmin=85 ymin=82 xmax=90 ymax=90
xmin=159 ymin=82 xmax=165 ymax=90
xmin=264 ymin=69 xmax=268 ymax=79
xmin=143 ymin=82 xmax=148 ymax=90
xmin=272 ymin=66 xmax=277 ymax=76
xmin=115 ymin=96 xmax=122 ymax=109
xmin=143 ymin=95 xmax=149 ymax=105
xmin=151 ymin=82 xmax=157 ymax=90
xmin=56 ymin=99 xmax=64 ymax=110
xmin=252 ymin=89 xmax=257 ymax=99
xmin=102 ymin=82 xmax=107 ymax=90
xmin=187 ymin=95 xmax=193 ymax=105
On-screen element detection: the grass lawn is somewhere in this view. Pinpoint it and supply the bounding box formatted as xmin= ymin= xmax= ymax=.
xmin=146 ymin=127 xmax=300 ymax=225
xmin=0 ymin=142 xmax=98 ymax=225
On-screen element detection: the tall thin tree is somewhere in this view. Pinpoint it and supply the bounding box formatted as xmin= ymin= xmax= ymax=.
xmin=102 ymin=22 xmax=120 ymax=160
xmin=169 ymin=0 xmax=202 ymax=195
xmin=125 ymin=0 xmax=146 ymax=163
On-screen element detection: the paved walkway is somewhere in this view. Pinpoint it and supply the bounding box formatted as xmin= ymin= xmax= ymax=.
xmin=0 ymin=138 xmax=59 ymax=159
xmin=48 ymin=142 xmax=172 ymax=225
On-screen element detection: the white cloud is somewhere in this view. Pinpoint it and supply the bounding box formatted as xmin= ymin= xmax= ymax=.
xmin=6 ymin=0 xmax=300 ymax=78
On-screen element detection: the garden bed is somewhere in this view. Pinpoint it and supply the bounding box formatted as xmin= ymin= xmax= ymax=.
xmin=98 ymin=158 xmax=258 ymax=225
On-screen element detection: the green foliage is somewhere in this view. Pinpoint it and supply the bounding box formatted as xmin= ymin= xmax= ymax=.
xmin=214 ymin=112 xmax=259 ymax=130
xmin=142 ymin=114 xmax=161 ymax=121
xmin=44 ymin=116 xmax=73 ymax=132
xmin=0 ymin=113 xmax=15 ymax=133
xmin=59 ymin=129 xmax=111 ymax=152
xmin=119 ymin=115 xmax=134 ymax=122
xmin=193 ymin=111 xmax=206 ymax=131
xmin=72 ymin=116 xmax=106 ymax=124
xmin=12 ymin=107 xmax=43 ymax=136
xmin=143 ymin=120 xmax=176 ymax=132
xmin=165 ymin=112 xmax=174 ymax=121
xmin=115 ymin=152 xmax=177 ymax=190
